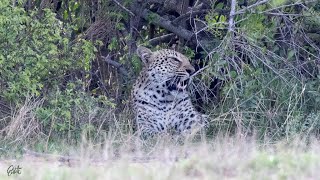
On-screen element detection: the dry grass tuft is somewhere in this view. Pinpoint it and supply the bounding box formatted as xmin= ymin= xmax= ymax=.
xmin=0 ymin=98 xmax=43 ymax=145
xmin=1 ymin=134 xmax=320 ymax=179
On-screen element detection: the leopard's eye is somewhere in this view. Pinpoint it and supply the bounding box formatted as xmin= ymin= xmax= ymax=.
xmin=171 ymin=57 xmax=180 ymax=63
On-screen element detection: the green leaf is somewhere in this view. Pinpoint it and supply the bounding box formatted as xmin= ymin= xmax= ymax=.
xmin=287 ymin=50 xmax=295 ymax=60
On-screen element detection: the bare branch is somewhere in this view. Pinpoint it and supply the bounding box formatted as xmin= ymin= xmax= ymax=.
xmin=146 ymin=0 xmax=166 ymax=4
xmin=149 ymin=33 xmax=176 ymax=46
xmin=234 ymin=0 xmax=270 ymax=15
xmin=172 ymin=9 xmax=217 ymax=25
xmin=135 ymin=8 xmax=195 ymax=42
xmin=111 ymin=0 xmax=135 ymax=16
xmin=228 ymin=0 xmax=237 ymax=33
xmin=131 ymin=5 xmax=219 ymax=51
xmin=101 ymin=56 xmax=129 ymax=77
xmin=190 ymin=65 xmax=209 ymax=79
xmin=263 ymin=12 xmax=305 ymax=16
xmin=261 ymin=0 xmax=309 ymax=13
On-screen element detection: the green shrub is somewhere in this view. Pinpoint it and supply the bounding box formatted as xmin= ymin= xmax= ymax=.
xmin=36 ymin=81 xmax=115 ymax=138
xmin=0 ymin=0 xmax=115 ymax=138
xmin=202 ymin=3 xmax=320 ymax=139
xmin=0 ymin=1 xmax=94 ymax=104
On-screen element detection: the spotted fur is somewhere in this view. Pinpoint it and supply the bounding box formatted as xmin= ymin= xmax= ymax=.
xmin=132 ymin=46 xmax=207 ymax=137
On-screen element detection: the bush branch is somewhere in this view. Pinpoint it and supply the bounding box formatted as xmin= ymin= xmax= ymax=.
xmin=137 ymin=9 xmax=195 ymax=42
xmin=111 ymin=0 xmax=135 ymax=16
xmin=101 ymin=56 xmax=129 ymax=77
xmin=148 ymin=33 xmax=176 ymax=46
xmin=234 ymin=0 xmax=270 ymax=15
xmin=228 ymin=0 xmax=237 ymax=33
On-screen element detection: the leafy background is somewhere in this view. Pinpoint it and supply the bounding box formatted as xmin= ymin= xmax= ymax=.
xmin=0 ymin=0 xmax=319 ymax=149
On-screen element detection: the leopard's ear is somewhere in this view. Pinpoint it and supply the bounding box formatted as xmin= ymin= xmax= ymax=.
xmin=136 ymin=46 xmax=152 ymax=64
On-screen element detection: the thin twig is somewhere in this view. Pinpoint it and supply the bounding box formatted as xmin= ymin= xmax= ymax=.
xmin=111 ymin=0 xmax=135 ymax=16
xmin=234 ymin=0 xmax=270 ymax=15
xmin=228 ymin=0 xmax=237 ymax=33
xmin=190 ymin=65 xmax=209 ymax=79
xmin=101 ymin=56 xmax=129 ymax=76
xmin=172 ymin=9 xmax=228 ymax=25
xmin=260 ymin=0 xmax=310 ymax=13
xmin=263 ymin=12 xmax=304 ymax=16
xmin=149 ymin=33 xmax=175 ymax=46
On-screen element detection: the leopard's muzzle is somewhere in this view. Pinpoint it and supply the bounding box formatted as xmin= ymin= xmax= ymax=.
xmin=166 ymin=77 xmax=190 ymax=92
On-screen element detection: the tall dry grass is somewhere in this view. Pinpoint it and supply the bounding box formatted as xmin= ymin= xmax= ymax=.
xmin=0 ymin=98 xmax=43 ymax=145
xmin=1 ymin=133 xmax=320 ymax=180
xmin=1 ymin=95 xmax=320 ymax=179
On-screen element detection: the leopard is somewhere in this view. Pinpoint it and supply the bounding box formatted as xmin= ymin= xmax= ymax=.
xmin=132 ymin=46 xmax=208 ymax=138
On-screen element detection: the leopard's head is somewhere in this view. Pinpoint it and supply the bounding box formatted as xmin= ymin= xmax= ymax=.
xmin=137 ymin=46 xmax=195 ymax=92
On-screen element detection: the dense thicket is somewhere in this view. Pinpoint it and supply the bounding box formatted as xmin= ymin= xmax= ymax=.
xmin=0 ymin=0 xmax=319 ymax=144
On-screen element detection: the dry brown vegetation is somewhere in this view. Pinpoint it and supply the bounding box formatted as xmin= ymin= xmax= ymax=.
xmin=1 ymin=102 xmax=320 ymax=179
xmin=1 ymin=135 xmax=320 ymax=179
xmin=0 ymin=101 xmax=320 ymax=180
